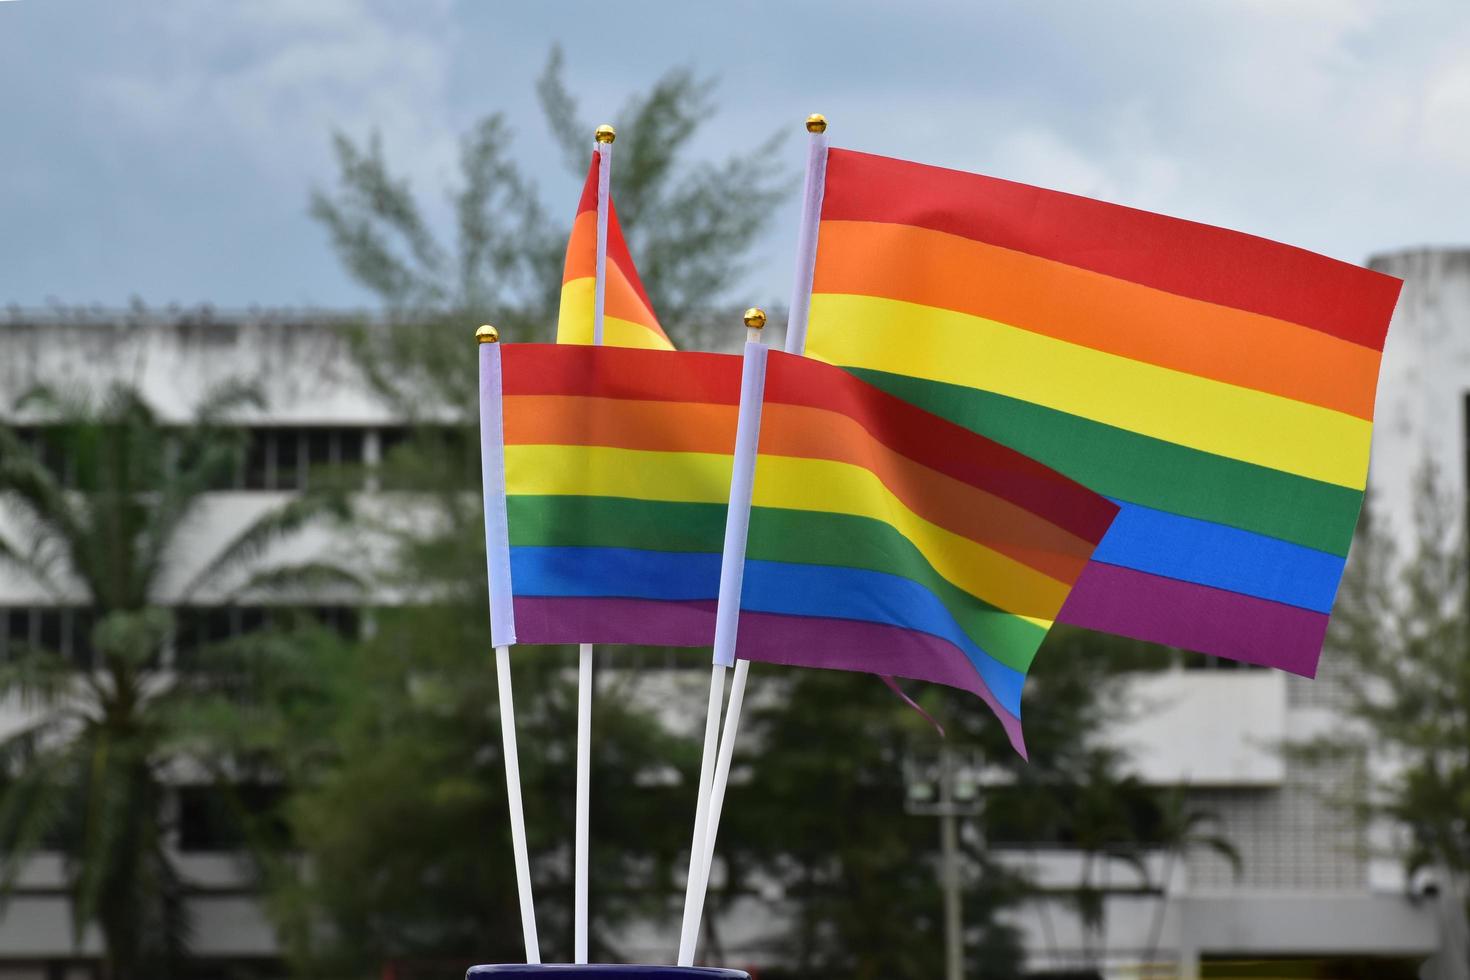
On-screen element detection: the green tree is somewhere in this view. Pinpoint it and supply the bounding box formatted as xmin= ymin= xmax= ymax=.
xmin=1294 ymin=467 xmax=1470 ymax=972
xmin=309 ymin=45 xmax=790 ymax=422
xmin=704 ymin=628 xmax=1176 ymax=980
xmin=195 ymin=605 xmax=701 ymax=974
xmin=0 ymin=382 xmax=353 ymax=980
xmin=1140 ymin=787 xmax=1241 ymax=970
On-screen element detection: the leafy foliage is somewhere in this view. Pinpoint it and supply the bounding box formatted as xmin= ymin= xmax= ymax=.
xmin=312 ymin=46 xmax=791 ymax=423
xmin=0 ymin=385 xmax=353 ymax=980
xmin=1294 ymin=466 xmax=1470 ymax=958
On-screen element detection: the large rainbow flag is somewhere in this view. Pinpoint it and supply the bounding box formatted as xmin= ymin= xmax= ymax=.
xmin=803 ymin=149 xmax=1403 ymax=676
xmin=478 ymin=342 xmax=1118 ymax=751
xmin=556 ymin=150 xmax=673 ymax=350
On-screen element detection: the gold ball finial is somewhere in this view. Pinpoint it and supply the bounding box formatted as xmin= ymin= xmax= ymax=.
xmin=476 ymin=324 xmax=499 ymax=344
xmin=805 ymin=113 xmax=828 ymax=134
xmin=594 ymin=124 xmax=616 ymax=144
xmin=742 ymin=308 xmax=767 ymax=330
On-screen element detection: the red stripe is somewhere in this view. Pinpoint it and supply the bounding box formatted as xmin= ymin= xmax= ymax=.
xmin=573 ymin=151 xmax=660 ymax=318
xmin=575 ymin=153 xmax=598 ymax=214
xmin=607 ymin=196 xmax=658 ymax=319
xmin=821 ymin=149 xmax=1402 ymax=352
xmin=763 ymin=351 xmax=1118 ymax=545
xmin=502 ymin=344 xmax=743 ymax=405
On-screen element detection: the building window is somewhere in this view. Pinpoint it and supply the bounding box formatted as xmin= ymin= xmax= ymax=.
xmin=377 ymin=425 xmax=477 ymax=490
xmin=0 ymin=607 xmax=98 ymax=669
xmin=173 ymin=605 xmax=361 ymax=666
xmin=177 ymin=784 xmax=289 ymax=852
xmin=1177 ymin=651 xmax=1265 ymax=671
xmin=1 ymin=424 xmax=367 ymax=491
xmin=241 ymin=427 xmax=366 ymax=491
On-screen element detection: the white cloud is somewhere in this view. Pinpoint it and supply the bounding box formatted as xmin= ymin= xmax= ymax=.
xmin=86 ymin=0 xmax=460 ymax=190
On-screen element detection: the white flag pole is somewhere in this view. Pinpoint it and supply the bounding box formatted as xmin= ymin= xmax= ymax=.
xmin=781 ymin=113 xmax=830 ymax=359
xmin=496 ymin=644 xmax=540 ymax=963
xmin=478 ymin=325 xmax=540 ymax=963
xmin=592 ymin=124 xmax=615 ymax=347
xmin=681 ymin=115 xmax=831 ymax=965
xmin=676 ymin=310 xmax=769 ymax=966
xmin=677 ymin=658 xmax=727 ymax=965
xmin=574 ymin=122 xmax=617 ymax=965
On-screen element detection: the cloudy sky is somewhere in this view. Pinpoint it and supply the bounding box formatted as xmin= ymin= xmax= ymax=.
xmin=2 ymin=0 xmax=1468 ymax=313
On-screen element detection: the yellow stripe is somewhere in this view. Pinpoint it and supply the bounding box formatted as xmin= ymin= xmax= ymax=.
xmin=753 ymin=454 xmax=1071 ymax=619
xmin=505 ymin=443 xmax=1070 ymax=620
xmin=506 ymin=443 xmax=732 ymax=505
xmin=557 ymin=279 xmax=672 ymax=350
xmin=808 ymin=293 xmax=1371 ymax=490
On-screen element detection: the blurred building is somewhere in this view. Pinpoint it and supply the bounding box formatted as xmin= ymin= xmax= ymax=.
xmin=0 ymin=250 xmax=1466 ymax=980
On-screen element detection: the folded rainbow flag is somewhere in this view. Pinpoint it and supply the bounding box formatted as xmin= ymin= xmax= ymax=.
xmin=478 ymin=342 xmax=1118 ymax=751
xmin=732 ymin=346 xmax=1118 ymax=754
xmin=556 ymin=150 xmax=673 ymax=350
xmin=803 ymin=148 xmax=1403 ymax=676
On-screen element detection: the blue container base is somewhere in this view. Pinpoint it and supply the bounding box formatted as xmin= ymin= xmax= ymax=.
xmin=467 ymin=965 xmax=749 ymax=979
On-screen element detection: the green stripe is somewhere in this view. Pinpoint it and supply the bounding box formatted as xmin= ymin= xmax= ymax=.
xmin=507 ymin=493 xmax=725 ymax=552
xmin=506 ymin=494 xmax=1047 ymax=671
xmin=849 ymin=369 xmax=1363 ymax=557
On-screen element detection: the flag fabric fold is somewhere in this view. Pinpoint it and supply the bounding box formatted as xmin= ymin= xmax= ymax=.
xmin=556 ymin=150 xmax=673 ymax=350
xmin=729 ymin=348 xmax=1119 ymax=755
xmin=804 ymin=148 xmax=1402 ymax=676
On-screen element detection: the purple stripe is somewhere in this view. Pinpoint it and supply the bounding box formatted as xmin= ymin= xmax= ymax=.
xmin=513 ymin=596 xmax=716 ymax=648
xmin=510 ymin=597 xmax=1027 ymax=756
xmin=1058 ymin=562 xmax=1329 ymax=677
xmin=735 ymin=611 xmax=1026 ymax=757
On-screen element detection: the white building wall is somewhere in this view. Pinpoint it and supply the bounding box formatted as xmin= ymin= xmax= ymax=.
xmin=1365 ymin=249 xmax=1470 ymax=539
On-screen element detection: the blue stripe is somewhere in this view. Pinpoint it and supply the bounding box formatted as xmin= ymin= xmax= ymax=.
xmin=510 ymin=546 xmax=720 ymax=601
xmin=1095 ymin=500 xmax=1345 ymax=613
xmin=509 ymin=545 xmax=1024 ymax=713
xmin=742 ymin=560 xmax=1024 ymax=714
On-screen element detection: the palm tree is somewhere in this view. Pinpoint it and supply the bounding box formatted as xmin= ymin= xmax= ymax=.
xmin=0 ymin=380 xmax=355 ymax=980
xmin=1140 ymin=786 xmax=1242 ymax=974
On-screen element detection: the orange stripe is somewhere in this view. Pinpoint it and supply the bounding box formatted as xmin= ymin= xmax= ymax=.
xmin=504 ymin=395 xmax=736 ymax=454
xmin=814 ymin=220 xmax=1381 ymax=420
xmin=504 ymin=393 xmax=1092 ymax=582
xmin=561 ymin=210 xmax=599 ymax=282
xmin=759 ymin=402 xmax=1096 ymax=582
xmin=562 ymin=211 xmax=662 ymax=330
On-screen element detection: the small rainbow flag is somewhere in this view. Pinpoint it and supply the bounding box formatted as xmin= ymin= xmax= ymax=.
xmin=803 ymin=149 xmax=1403 ymax=676
xmin=489 ymin=343 xmax=734 ymax=645
xmin=479 ymin=342 xmax=1117 ymax=751
xmin=731 ymin=346 xmax=1118 ymax=754
xmin=556 ymin=150 xmax=673 ymax=350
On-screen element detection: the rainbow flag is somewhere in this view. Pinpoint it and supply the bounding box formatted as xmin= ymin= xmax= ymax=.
xmin=556 ymin=150 xmax=673 ymax=350
xmin=478 ymin=342 xmax=1118 ymax=751
xmin=803 ymin=149 xmax=1403 ymax=676
xmin=731 ymin=346 xmax=1118 ymax=754
xmin=488 ymin=343 xmax=734 ymax=645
